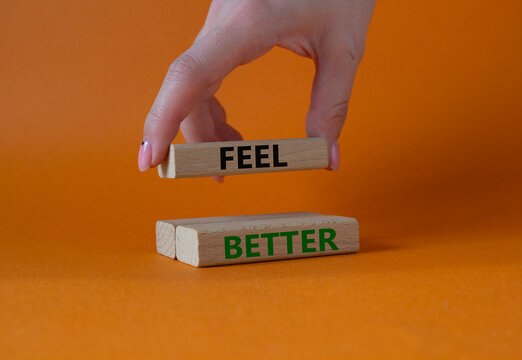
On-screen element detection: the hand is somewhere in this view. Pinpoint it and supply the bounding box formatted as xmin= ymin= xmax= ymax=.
xmin=138 ymin=0 xmax=375 ymax=178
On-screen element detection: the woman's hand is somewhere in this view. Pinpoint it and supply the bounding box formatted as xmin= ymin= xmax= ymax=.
xmin=138 ymin=0 xmax=375 ymax=177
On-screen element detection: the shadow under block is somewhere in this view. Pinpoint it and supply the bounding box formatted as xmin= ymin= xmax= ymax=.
xmin=176 ymin=215 xmax=359 ymax=267
xmin=158 ymin=138 xmax=328 ymax=179
xmin=156 ymin=212 xmax=320 ymax=259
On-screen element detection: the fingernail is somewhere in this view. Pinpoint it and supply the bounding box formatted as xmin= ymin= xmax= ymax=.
xmin=329 ymin=140 xmax=340 ymax=171
xmin=212 ymin=176 xmax=225 ymax=183
xmin=138 ymin=136 xmax=152 ymax=172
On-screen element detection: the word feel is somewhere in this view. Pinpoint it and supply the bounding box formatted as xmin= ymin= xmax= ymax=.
xmin=220 ymin=144 xmax=288 ymax=170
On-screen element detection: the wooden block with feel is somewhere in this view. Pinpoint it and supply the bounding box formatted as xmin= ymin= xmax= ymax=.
xmin=176 ymin=215 xmax=359 ymax=267
xmin=156 ymin=212 xmax=320 ymax=259
xmin=158 ymin=138 xmax=328 ymax=179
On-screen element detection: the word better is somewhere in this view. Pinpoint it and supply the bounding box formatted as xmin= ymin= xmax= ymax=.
xmin=224 ymin=228 xmax=338 ymax=259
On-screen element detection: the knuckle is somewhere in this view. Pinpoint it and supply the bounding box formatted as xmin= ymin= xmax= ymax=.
xmin=167 ymin=51 xmax=203 ymax=84
xmin=240 ymin=0 xmax=270 ymax=13
xmin=147 ymin=105 xmax=161 ymax=123
xmin=307 ymin=100 xmax=348 ymax=135
xmin=328 ymin=100 xmax=349 ymax=123
xmin=146 ymin=104 xmax=164 ymax=129
xmin=227 ymin=0 xmax=269 ymax=27
xmin=345 ymin=35 xmax=366 ymax=64
xmin=311 ymin=100 xmax=348 ymax=124
xmin=328 ymin=30 xmax=366 ymax=65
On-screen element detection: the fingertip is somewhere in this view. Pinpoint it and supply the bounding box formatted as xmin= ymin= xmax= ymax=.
xmin=138 ymin=136 xmax=152 ymax=172
xmin=212 ymin=176 xmax=225 ymax=183
xmin=328 ymin=140 xmax=340 ymax=171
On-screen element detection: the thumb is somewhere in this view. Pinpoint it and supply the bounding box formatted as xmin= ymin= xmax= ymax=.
xmin=305 ymin=48 xmax=361 ymax=171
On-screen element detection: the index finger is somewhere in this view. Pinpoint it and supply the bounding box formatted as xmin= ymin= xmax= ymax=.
xmin=141 ymin=25 xmax=273 ymax=169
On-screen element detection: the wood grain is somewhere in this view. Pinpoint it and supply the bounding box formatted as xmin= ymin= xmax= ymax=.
xmin=158 ymin=138 xmax=328 ymax=179
xmin=156 ymin=212 xmax=320 ymax=259
xmin=176 ymin=215 xmax=359 ymax=267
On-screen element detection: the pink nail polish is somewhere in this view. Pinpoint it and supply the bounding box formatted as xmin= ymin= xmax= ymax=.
xmin=138 ymin=136 xmax=152 ymax=172
xmin=212 ymin=176 xmax=225 ymax=183
xmin=330 ymin=141 xmax=340 ymax=171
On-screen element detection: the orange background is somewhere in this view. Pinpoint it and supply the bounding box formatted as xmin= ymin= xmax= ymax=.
xmin=1 ymin=0 xmax=521 ymax=358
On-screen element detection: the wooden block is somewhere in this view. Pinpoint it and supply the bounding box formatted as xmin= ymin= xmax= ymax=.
xmin=158 ymin=138 xmax=328 ymax=179
xmin=156 ymin=212 xmax=320 ymax=259
xmin=176 ymin=215 xmax=359 ymax=267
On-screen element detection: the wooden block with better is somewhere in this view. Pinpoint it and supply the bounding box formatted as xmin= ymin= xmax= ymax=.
xmin=158 ymin=138 xmax=328 ymax=179
xmin=176 ymin=215 xmax=359 ymax=267
xmin=156 ymin=212 xmax=320 ymax=259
